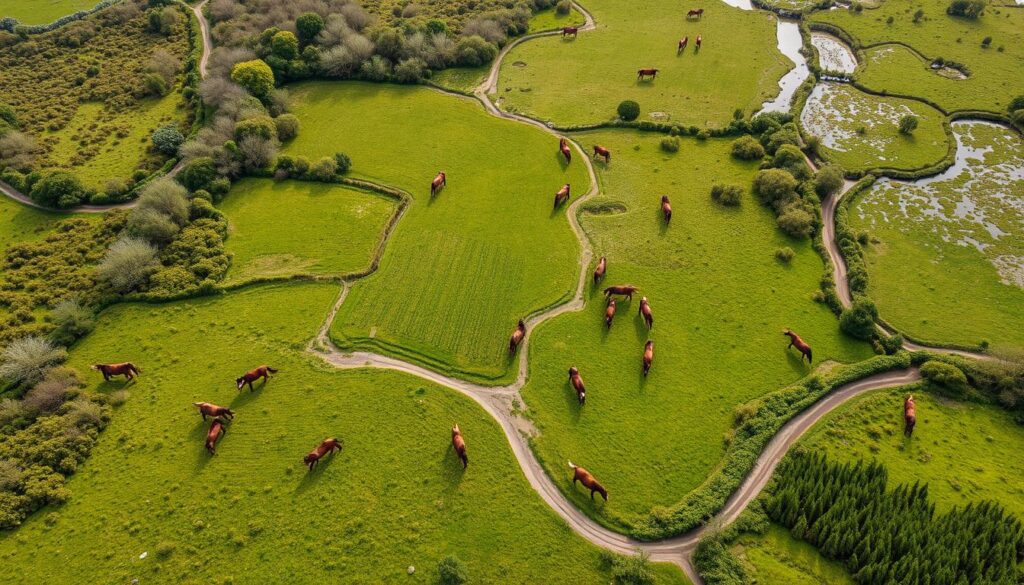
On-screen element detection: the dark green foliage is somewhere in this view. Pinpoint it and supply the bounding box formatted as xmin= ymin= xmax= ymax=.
xmin=814 ymin=164 xmax=844 ymax=196
xmin=47 ymin=300 xmax=94 ymax=347
xmin=898 ymin=114 xmax=919 ymax=135
xmin=598 ymin=550 xmax=655 ymax=585
xmin=151 ymin=124 xmax=184 ymax=156
xmin=273 ymin=114 xmax=300 ymax=142
xmin=334 ymin=152 xmax=352 ymax=174
xmin=660 ymin=136 xmax=680 ymax=153
xmin=295 ymin=12 xmax=324 ymax=45
xmin=0 ymin=103 xmax=17 ymax=128
xmin=28 ymin=171 xmax=88 ymax=209
xmin=775 ymin=247 xmax=795 ymax=263
xmin=234 ymin=116 xmax=278 ymax=141
xmin=946 ymin=0 xmax=986 ymax=19
xmin=771 ymin=144 xmax=810 ymax=180
xmin=694 ymin=535 xmax=747 ymax=585
xmin=766 ymin=451 xmax=1024 ymax=585
xmin=920 ymin=361 xmax=968 ymax=398
xmin=147 ymin=217 xmax=229 ymax=298
xmin=730 ymin=135 xmax=765 ymax=160
xmin=839 ymin=297 xmax=879 ymax=340
xmin=393 ymin=58 xmax=426 ymax=84
xmin=752 ymin=168 xmax=815 ymax=239
xmin=617 ymin=100 xmax=640 ymax=121
xmin=556 ymin=0 xmax=572 ymax=15
xmin=437 ymin=555 xmax=468 ymax=585
xmin=710 ymin=183 xmax=743 ymax=206
xmin=177 ymin=157 xmax=216 ymax=192
xmin=271 ymin=31 xmax=299 ymax=60
xmin=456 ymin=35 xmax=498 ymax=67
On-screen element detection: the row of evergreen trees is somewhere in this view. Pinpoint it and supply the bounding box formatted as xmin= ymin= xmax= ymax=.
xmin=766 ymin=451 xmax=1024 ymax=585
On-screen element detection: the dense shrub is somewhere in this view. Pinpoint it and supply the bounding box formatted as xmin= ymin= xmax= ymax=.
xmin=617 ymin=100 xmax=640 ymax=121
xmin=311 ymin=157 xmax=339 ymax=181
xmin=151 ymin=124 xmax=184 ymax=155
xmin=710 ymin=183 xmax=743 ymax=206
xmin=230 ymin=59 xmax=275 ymax=98
xmin=898 ymin=114 xmax=919 ymax=135
xmin=920 ymin=361 xmax=968 ymax=398
xmin=0 ymin=102 xmax=17 ymax=128
xmin=295 ymin=12 xmax=324 ymax=45
xmin=770 ymin=144 xmax=809 ymax=179
xmin=0 ymin=337 xmax=67 ymax=390
xmin=334 ymin=152 xmax=352 ymax=174
xmin=455 ymin=35 xmax=498 ymax=67
xmin=28 ymin=171 xmax=87 ymax=209
xmin=556 ymin=0 xmax=572 ymax=15
xmin=752 ymin=169 xmax=798 ymax=207
xmin=946 ymin=0 xmax=985 ymax=18
xmin=126 ymin=207 xmax=181 ymax=245
xmin=437 ymin=555 xmax=468 ymax=585
xmin=776 ymin=207 xmax=814 ymax=238
xmin=273 ymin=114 xmax=300 ymax=141
xmin=762 ymin=125 xmax=801 ymax=154
xmin=814 ymin=164 xmax=844 ymax=196
xmin=234 ymin=116 xmax=278 ymax=141
xmin=271 ymin=31 xmax=299 ymax=60
xmin=839 ymin=297 xmax=879 ymax=340
xmin=177 ymin=157 xmax=217 ymax=192
xmin=660 ymin=136 xmax=680 ymax=153
xmin=694 ymin=535 xmax=747 ymax=585
xmin=394 ymin=58 xmax=427 ymax=83
xmin=730 ymin=135 xmax=765 ymax=160
xmin=599 ymin=550 xmax=655 ymax=585
xmin=135 ymin=180 xmax=189 ymax=226
xmin=775 ymin=247 xmax=795 ymax=263
xmin=48 ymin=300 xmax=94 ymax=347
xmin=95 ymin=237 xmax=160 ymax=293
xmin=22 ymin=367 xmax=78 ymax=415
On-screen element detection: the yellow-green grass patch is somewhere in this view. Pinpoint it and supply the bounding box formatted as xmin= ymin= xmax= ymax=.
xmin=731 ymin=524 xmax=855 ymax=585
xmin=0 ymin=0 xmax=97 ymax=25
xmin=527 ymin=4 xmax=587 ymax=33
xmin=0 ymin=196 xmax=83 ymax=251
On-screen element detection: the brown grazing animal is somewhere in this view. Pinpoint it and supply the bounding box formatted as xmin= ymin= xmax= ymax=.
xmin=661 ymin=195 xmax=672 ymax=223
xmin=452 ymin=424 xmax=468 ymax=468
xmin=430 ymin=171 xmax=446 ymax=196
xmin=678 ymin=36 xmax=689 ymax=54
xmin=92 ymin=362 xmax=140 ymax=381
xmin=605 ymin=299 xmax=617 ymax=329
xmin=569 ymin=461 xmax=608 ymax=501
xmin=559 ymin=137 xmax=572 ymax=163
xmin=205 ymin=417 xmax=227 ymax=455
xmin=304 ymin=437 xmax=344 ymax=471
xmin=236 ymin=365 xmax=278 ymax=391
xmin=687 ymin=8 xmax=704 ymax=19
xmin=554 ymin=183 xmax=571 ymax=208
xmin=695 ymin=34 xmax=702 ymax=49
xmin=193 ymin=402 xmax=234 ymax=421
xmin=904 ymin=395 xmax=916 ymax=437
xmin=592 ymin=145 xmax=611 ymax=163
xmin=593 ymin=256 xmax=607 ymax=286
xmin=568 ymin=366 xmax=586 ymax=405
xmin=782 ymin=329 xmax=812 ymax=363
xmin=638 ymin=296 xmax=653 ymax=329
xmin=637 ymin=68 xmax=660 ymax=81
xmin=643 ymin=340 xmax=654 ymax=376
xmin=509 ymin=319 xmax=527 ymax=355
xmin=562 ymin=26 xmax=578 ymax=37
xmin=603 ymin=285 xmax=639 ymax=301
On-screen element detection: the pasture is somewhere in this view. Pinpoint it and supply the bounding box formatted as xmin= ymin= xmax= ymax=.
xmin=0 ymin=196 xmax=80 ymax=250
xmin=518 ymin=129 xmax=872 ymax=529
xmin=800 ymin=384 xmax=1024 ymax=518
xmin=219 ymin=179 xmax=398 ymax=284
xmin=812 ymin=0 xmax=1024 ymax=113
xmin=282 ymin=82 xmax=588 ymax=383
xmin=494 ymin=0 xmax=790 ymax=128
xmin=850 ymin=121 xmax=1024 ymax=350
xmin=0 ymin=282 xmax=687 ymax=584
xmin=730 ymin=524 xmax=855 ymax=584
xmin=528 ymin=4 xmax=587 ymax=33
xmin=800 ymin=82 xmax=949 ymax=171
xmin=0 ymin=0 xmax=97 ymax=25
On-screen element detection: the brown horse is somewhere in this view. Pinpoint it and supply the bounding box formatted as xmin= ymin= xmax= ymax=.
xmin=593 ymin=256 xmax=607 ymax=286
xmin=193 ymin=402 xmax=234 ymax=421
xmin=236 ymin=365 xmax=278 ymax=391
xmin=592 ymin=145 xmax=611 ymax=163
xmin=661 ymin=195 xmax=672 ymax=223
xmin=509 ymin=319 xmax=527 ymax=356
xmin=687 ymin=8 xmax=705 ymax=19
xmin=604 ymin=285 xmax=638 ymax=301
xmin=904 ymin=395 xmax=916 ymax=437
xmin=783 ymin=330 xmax=812 ymax=363
xmin=304 ymin=437 xmax=343 ymax=471
xmin=604 ymin=299 xmax=617 ymax=329
xmin=568 ymin=366 xmax=586 ymax=405
xmin=562 ymin=26 xmax=578 ymax=37
xmin=677 ymin=36 xmax=689 ymax=54
xmin=637 ymin=68 xmax=659 ymax=81
xmin=92 ymin=362 xmax=140 ymax=382
xmin=452 ymin=424 xmax=468 ymax=468
xmin=430 ymin=171 xmax=446 ymax=196
xmin=554 ymin=183 xmax=571 ymax=208
xmin=643 ymin=340 xmax=654 ymax=376
xmin=638 ymin=296 xmax=653 ymax=329
xmin=205 ymin=417 xmax=227 ymax=455
xmin=695 ymin=35 xmax=702 ymax=50
xmin=569 ymin=461 xmax=608 ymax=501
xmin=559 ymin=137 xmax=572 ymax=163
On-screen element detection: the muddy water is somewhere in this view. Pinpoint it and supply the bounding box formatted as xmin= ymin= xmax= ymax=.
xmin=811 ymin=32 xmax=856 ymax=74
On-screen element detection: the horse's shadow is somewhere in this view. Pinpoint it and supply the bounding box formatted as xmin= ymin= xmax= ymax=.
xmin=96 ymin=378 xmax=135 ymax=392
xmin=563 ymin=379 xmax=584 ymax=423
xmin=229 ymin=384 xmax=266 ymax=409
xmin=555 ymin=149 xmax=570 ymax=170
xmin=657 ymin=209 xmax=671 ymax=235
xmin=550 ymin=202 xmax=566 ymax=219
xmin=294 ymin=454 xmax=339 ymax=495
xmin=190 ymin=420 xmax=221 ymax=470
xmin=784 ymin=348 xmax=810 ymax=374
xmin=441 ymin=444 xmax=467 ymax=490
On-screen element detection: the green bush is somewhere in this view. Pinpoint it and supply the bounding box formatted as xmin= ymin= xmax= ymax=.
xmin=0 ymin=102 xmax=17 ymax=128
xmin=295 ymin=12 xmax=324 ymax=45
xmin=271 ymin=31 xmax=299 ymax=60
xmin=710 ymin=183 xmax=743 ymax=206
xmin=29 ymin=171 xmax=87 ymax=209
xmin=231 ymin=60 xmax=275 ymax=99
xmin=898 ymin=114 xmax=919 ymax=135
xmin=48 ymin=301 xmax=94 ymax=347
xmin=730 ymin=135 xmax=765 ymax=160
xmin=0 ymin=337 xmax=67 ymax=390
xmin=776 ymin=206 xmax=814 ymax=238
xmin=126 ymin=208 xmax=180 ymax=245
xmin=946 ymin=0 xmax=985 ymax=18
xmin=177 ymin=157 xmax=216 ymax=192
xmin=437 ymin=555 xmax=468 ymax=585
xmin=775 ymin=247 xmax=795 ymax=263
xmin=839 ymin=297 xmax=879 ymax=340
xmin=394 ymin=58 xmax=426 ymax=84
xmin=334 ymin=152 xmax=352 ymax=174
xmin=920 ymin=361 xmax=968 ymax=397
xmin=234 ymin=116 xmax=278 ymax=141
xmin=771 ymin=144 xmax=809 ymax=179
xmin=752 ymin=169 xmax=798 ymax=207
xmin=455 ymin=36 xmax=498 ymax=67
xmin=617 ymin=100 xmax=640 ymax=121
xmin=814 ymin=164 xmax=844 ymax=196
xmin=96 ymin=237 xmax=160 ymax=293
xmin=694 ymin=535 xmax=747 ymax=585
xmin=310 ymin=157 xmax=338 ymax=181
xmin=273 ymin=114 xmax=300 ymax=142
xmin=556 ymin=0 xmax=572 ymax=15
xmin=151 ymin=125 xmax=184 ymax=156
xmin=660 ymin=136 xmax=680 ymax=153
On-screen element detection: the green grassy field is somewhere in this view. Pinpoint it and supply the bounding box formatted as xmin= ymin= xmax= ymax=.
xmin=528 ymin=4 xmax=586 ymax=33
xmin=800 ymin=82 xmax=949 ymax=171
xmin=0 ymin=197 xmax=80 ymax=251
xmin=519 ymin=129 xmax=873 ymax=529
xmin=495 ymin=0 xmax=790 ymax=128
xmin=850 ymin=121 xmax=1024 ymax=351
xmin=282 ymin=82 xmax=588 ymax=383
xmin=801 ymin=385 xmax=1024 ymax=518
xmin=219 ymin=179 xmax=398 ymax=284
xmin=731 ymin=524 xmax=855 ymax=585
xmin=0 ymin=0 xmax=97 ymax=25
xmin=812 ymin=0 xmax=1024 ymax=113
xmin=0 ymin=282 xmax=688 ymax=584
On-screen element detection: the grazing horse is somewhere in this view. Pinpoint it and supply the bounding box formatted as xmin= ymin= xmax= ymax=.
xmin=509 ymin=319 xmax=527 ymax=355
xmin=559 ymin=137 xmax=572 ymax=163
xmin=452 ymin=424 xmax=468 ymax=468
xmin=695 ymin=35 xmax=702 ymax=50
xmin=639 ymin=297 xmax=654 ymax=329
xmin=568 ymin=366 xmax=586 ymax=405
xmin=678 ymin=36 xmax=689 ymax=54
xmin=561 ymin=26 xmax=578 ymax=37
xmin=430 ymin=171 xmax=446 ymax=197
xmin=687 ymin=8 xmax=705 ymax=19
xmin=304 ymin=437 xmax=343 ymax=471
xmin=554 ymin=183 xmax=571 ymax=208
xmin=782 ymin=329 xmax=812 ymax=363
xmin=661 ymin=195 xmax=672 ymax=223
xmin=92 ymin=362 xmax=140 ymax=382
xmin=643 ymin=340 xmax=654 ymax=376
xmin=193 ymin=402 xmax=234 ymax=421
xmin=604 ymin=285 xmax=638 ymax=301
xmin=604 ymin=299 xmax=617 ymax=329
xmin=236 ymin=365 xmax=278 ymax=391
xmin=568 ymin=461 xmax=608 ymax=501
xmin=904 ymin=395 xmax=916 ymax=437
xmin=205 ymin=417 xmax=227 ymax=455
xmin=592 ymin=145 xmax=611 ymax=163
xmin=637 ymin=68 xmax=659 ymax=81
xmin=593 ymin=256 xmax=607 ymax=286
